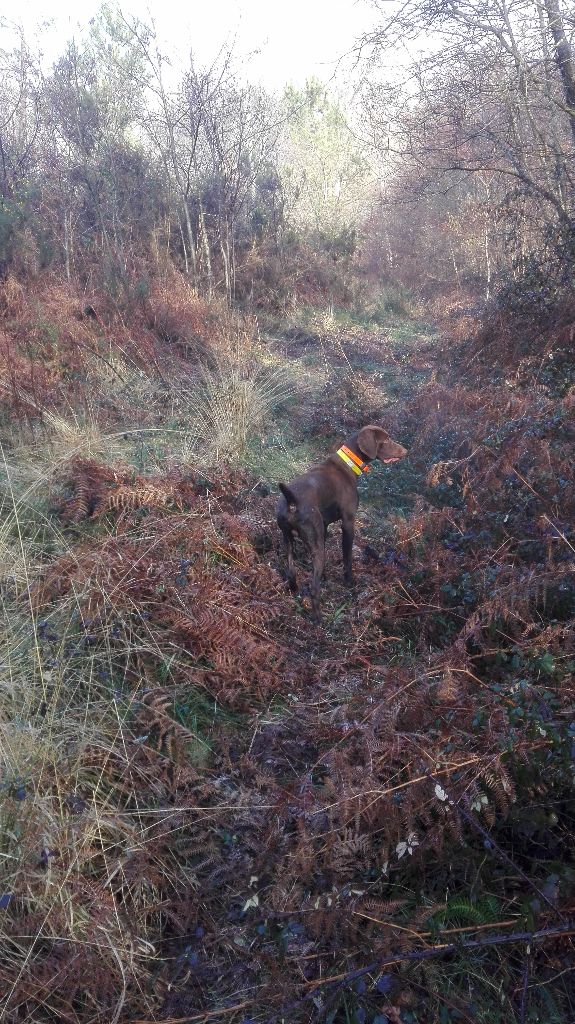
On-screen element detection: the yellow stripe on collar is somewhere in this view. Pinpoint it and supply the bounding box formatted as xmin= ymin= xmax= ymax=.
xmin=337 ymin=447 xmax=368 ymax=475
xmin=341 ymin=445 xmax=370 ymax=470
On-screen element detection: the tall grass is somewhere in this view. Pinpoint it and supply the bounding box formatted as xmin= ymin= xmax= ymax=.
xmin=181 ymin=350 xmax=296 ymax=462
xmin=0 ymin=451 xmax=186 ymax=1023
xmin=0 ymin=423 xmax=284 ymax=1022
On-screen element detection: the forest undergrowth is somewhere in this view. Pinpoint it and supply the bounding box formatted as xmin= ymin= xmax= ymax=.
xmin=1 ymin=273 xmax=574 ymax=1024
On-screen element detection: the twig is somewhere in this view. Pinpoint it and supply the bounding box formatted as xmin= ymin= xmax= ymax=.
xmin=133 ymin=1000 xmax=253 ymax=1023
xmin=519 ymin=951 xmax=530 ymax=1024
xmin=352 ymin=911 xmax=520 ymax=940
xmin=266 ymin=923 xmax=575 ymax=1024
xmin=305 ymin=924 xmax=575 ymax=989
xmin=541 ymin=514 xmax=575 ymax=555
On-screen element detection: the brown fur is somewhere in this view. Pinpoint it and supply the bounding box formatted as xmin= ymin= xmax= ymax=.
xmin=277 ymin=425 xmax=407 ymax=618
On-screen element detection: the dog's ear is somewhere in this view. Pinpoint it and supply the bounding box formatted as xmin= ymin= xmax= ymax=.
xmin=279 ymin=482 xmax=298 ymax=509
xmin=357 ymin=425 xmax=389 ymax=459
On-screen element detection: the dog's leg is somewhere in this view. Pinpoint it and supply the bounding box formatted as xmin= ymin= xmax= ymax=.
xmin=281 ymin=527 xmax=298 ymax=593
xmin=341 ymin=514 xmax=355 ymax=586
xmin=309 ymin=515 xmax=326 ymax=621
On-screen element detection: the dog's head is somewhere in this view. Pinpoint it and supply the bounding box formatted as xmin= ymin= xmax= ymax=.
xmin=357 ymin=425 xmax=407 ymax=464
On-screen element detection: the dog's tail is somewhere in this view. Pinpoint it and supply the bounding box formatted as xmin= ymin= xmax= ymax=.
xmin=278 ymin=482 xmax=298 ymax=511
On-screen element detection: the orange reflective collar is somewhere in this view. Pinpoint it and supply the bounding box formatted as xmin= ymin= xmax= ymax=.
xmin=336 ymin=445 xmax=370 ymax=475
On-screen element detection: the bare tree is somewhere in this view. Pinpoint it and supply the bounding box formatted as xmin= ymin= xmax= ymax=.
xmin=360 ymin=0 xmax=575 ymax=292
xmin=0 ymin=26 xmax=42 ymax=270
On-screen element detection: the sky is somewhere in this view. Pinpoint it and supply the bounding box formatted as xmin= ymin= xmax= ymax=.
xmin=13 ymin=0 xmax=381 ymax=91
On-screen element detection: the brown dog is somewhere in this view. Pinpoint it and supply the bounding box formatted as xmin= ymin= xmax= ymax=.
xmin=277 ymin=425 xmax=407 ymax=618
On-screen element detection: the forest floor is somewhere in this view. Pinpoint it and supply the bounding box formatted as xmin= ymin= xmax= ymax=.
xmin=1 ymin=291 xmax=574 ymax=1024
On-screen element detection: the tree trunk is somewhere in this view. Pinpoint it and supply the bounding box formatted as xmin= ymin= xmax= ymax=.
xmin=178 ymin=217 xmax=189 ymax=275
xmin=544 ymin=0 xmax=575 ymax=148
xmin=63 ymin=210 xmax=72 ymax=281
xmin=198 ymin=202 xmax=213 ymax=299
xmin=220 ymin=233 xmax=231 ymax=305
xmin=183 ymin=200 xmax=197 ymax=282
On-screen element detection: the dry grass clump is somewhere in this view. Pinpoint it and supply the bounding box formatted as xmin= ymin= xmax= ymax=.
xmin=0 ymin=684 xmax=160 ymax=1023
xmin=180 ymin=353 xmax=296 ymax=461
xmin=0 ymin=271 xmax=296 ymax=477
xmin=0 ymin=490 xmax=156 ymax=1022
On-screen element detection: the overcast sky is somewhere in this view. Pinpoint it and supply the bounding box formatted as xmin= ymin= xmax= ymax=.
xmin=13 ymin=0 xmax=380 ymax=90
